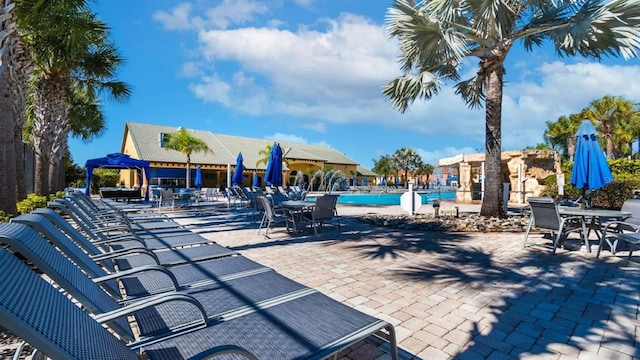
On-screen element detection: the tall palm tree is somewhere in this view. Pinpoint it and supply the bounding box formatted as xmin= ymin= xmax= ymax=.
xmin=18 ymin=1 xmax=130 ymax=195
xmin=384 ymin=0 xmax=640 ymax=217
xmin=163 ymin=127 xmax=212 ymax=188
xmin=391 ymin=147 xmax=422 ymax=187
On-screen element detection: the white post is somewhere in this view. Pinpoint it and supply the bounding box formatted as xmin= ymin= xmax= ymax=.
xmin=480 ymin=162 xmax=485 ymax=200
xmin=409 ymin=182 xmax=414 ymax=216
xmin=518 ymin=163 xmax=523 ymax=204
xmin=227 ymin=163 xmax=231 ymax=188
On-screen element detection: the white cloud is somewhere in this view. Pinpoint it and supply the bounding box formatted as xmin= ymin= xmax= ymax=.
xmin=154 ymin=1 xmax=269 ymax=31
xmin=265 ymin=133 xmax=308 ymax=143
xmin=159 ymin=5 xmax=640 ymax=151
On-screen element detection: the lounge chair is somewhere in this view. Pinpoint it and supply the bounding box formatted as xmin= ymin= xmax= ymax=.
xmin=0 ymin=245 xmax=256 ymax=360
xmin=0 ymin=224 xmax=398 ymax=359
xmin=524 ymin=197 xmax=587 ymax=254
xmin=14 ymin=211 xmax=272 ymax=300
xmin=29 ymin=208 xmax=237 ymax=268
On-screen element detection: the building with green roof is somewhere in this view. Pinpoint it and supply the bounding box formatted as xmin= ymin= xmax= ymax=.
xmin=120 ymin=122 xmax=375 ymax=189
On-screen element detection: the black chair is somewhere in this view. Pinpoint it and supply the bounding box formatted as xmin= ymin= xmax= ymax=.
xmin=524 ymin=197 xmax=587 ymax=254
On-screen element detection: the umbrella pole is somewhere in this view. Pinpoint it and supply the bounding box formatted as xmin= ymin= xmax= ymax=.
xmin=581 ymin=188 xmax=586 ymax=209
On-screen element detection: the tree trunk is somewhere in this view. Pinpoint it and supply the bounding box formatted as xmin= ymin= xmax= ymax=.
xmin=480 ymin=64 xmax=505 ymax=218
xmin=33 ymin=77 xmax=68 ymax=195
xmin=0 ymin=0 xmax=17 ymax=214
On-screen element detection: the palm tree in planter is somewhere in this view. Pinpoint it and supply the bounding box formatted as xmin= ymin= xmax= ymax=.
xmin=163 ymin=127 xmax=212 ymax=188
xmin=384 ymin=0 xmax=640 ymax=217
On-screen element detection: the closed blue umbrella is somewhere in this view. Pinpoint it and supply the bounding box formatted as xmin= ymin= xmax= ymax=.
xmin=194 ymin=166 xmax=203 ymax=188
xmin=264 ymin=143 xmax=283 ymax=186
xmin=353 ymin=175 xmax=357 ymax=186
xmin=381 ymin=177 xmax=386 ymax=186
xmin=363 ymin=177 xmax=368 ymax=186
xmin=253 ymin=172 xmax=259 ymax=188
xmin=232 ymin=153 xmax=244 ymax=186
xmin=571 ymin=120 xmax=613 ymax=207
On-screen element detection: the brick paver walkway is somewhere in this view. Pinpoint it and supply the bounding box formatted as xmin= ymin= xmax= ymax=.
xmin=168 ymin=202 xmax=640 ymax=360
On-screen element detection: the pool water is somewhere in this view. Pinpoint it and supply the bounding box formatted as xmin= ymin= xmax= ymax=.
xmin=307 ymin=191 xmax=456 ymax=206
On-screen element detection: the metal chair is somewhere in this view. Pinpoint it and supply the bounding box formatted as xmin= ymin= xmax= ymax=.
xmin=524 ymin=197 xmax=587 ymax=254
xmin=598 ymin=198 xmax=640 ymax=258
xmin=304 ymin=194 xmax=341 ymax=235
xmin=256 ymin=196 xmax=295 ymax=237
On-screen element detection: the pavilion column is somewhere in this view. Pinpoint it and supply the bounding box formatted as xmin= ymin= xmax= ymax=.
xmin=456 ymin=162 xmax=473 ymax=203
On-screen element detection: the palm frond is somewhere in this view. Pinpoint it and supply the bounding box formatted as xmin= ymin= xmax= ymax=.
xmin=455 ymin=75 xmax=485 ymax=109
xmin=382 ymin=72 xmax=440 ymax=113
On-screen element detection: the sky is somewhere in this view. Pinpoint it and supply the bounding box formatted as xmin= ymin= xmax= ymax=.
xmin=69 ymin=0 xmax=640 ymax=170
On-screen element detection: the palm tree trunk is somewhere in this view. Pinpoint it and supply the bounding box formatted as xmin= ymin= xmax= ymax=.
xmin=0 ymin=67 xmax=17 ymax=214
xmin=480 ymin=64 xmax=505 ymax=218
xmin=10 ymin=37 xmax=33 ymax=201
xmin=1 ymin=0 xmax=18 ymax=214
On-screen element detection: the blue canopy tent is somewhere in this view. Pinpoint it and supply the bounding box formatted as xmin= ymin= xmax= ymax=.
xmin=232 ymin=153 xmax=244 ymax=186
xmin=264 ymin=143 xmax=283 ymax=186
xmin=571 ymin=120 xmax=613 ymax=208
xmin=85 ymin=153 xmax=151 ymax=201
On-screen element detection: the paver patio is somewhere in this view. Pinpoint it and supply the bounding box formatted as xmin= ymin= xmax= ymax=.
xmin=167 ymin=201 xmax=640 ymax=360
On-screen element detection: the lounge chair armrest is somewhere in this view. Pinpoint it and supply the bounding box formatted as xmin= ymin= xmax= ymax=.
xmin=91 ymin=224 xmax=132 ymax=234
xmin=93 ymin=234 xmax=146 ymax=247
xmin=91 ymin=248 xmax=160 ymax=264
xmin=92 ymin=264 xmax=179 ymax=291
xmin=94 ymin=292 xmax=207 ymax=327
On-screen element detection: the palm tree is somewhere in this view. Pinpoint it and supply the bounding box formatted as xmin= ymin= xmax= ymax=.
xmin=17 ymin=1 xmax=130 ymax=194
xmin=391 ymin=147 xmax=422 ymax=187
xmin=372 ymin=154 xmax=393 ymax=185
xmin=384 ymin=0 xmax=640 ymax=217
xmin=163 ymin=127 xmax=211 ymax=188
xmin=582 ymin=95 xmax=640 ymax=159
xmin=544 ymin=113 xmax=583 ymax=162
xmin=414 ymin=163 xmax=434 ymax=186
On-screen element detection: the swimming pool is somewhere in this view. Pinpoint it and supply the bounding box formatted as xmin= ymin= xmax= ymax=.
xmin=307 ymin=191 xmax=456 ymax=206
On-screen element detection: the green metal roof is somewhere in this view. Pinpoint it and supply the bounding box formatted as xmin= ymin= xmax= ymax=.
xmin=124 ymin=122 xmax=361 ymax=170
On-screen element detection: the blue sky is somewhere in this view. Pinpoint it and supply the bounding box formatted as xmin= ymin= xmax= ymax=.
xmin=69 ymin=0 xmax=640 ymax=169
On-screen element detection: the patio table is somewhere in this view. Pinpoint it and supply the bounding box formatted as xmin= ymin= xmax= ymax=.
xmin=558 ymin=206 xmax=631 ymax=243
xmin=281 ymin=200 xmax=315 ymax=233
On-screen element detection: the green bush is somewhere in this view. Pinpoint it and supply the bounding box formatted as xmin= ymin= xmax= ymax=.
xmin=90 ymin=169 xmax=120 ymax=194
xmin=16 ymin=193 xmax=48 ymax=214
xmin=543 ymin=159 xmax=640 ymax=209
xmin=0 ymin=210 xmax=10 ymax=222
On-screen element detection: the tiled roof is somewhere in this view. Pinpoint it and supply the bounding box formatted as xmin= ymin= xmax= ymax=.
xmin=124 ymin=122 xmax=360 ymax=170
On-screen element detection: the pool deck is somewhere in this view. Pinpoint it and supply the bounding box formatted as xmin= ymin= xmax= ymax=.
xmin=162 ymin=200 xmax=639 ymax=360
xmin=2 ymin=200 xmax=638 ymax=359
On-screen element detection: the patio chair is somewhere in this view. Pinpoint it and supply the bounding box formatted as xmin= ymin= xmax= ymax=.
xmin=158 ymin=189 xmax=175 ymax=209
xmin=0 ymin=225 xmax=399 ymax=359
xmin=524 ymin=197 xmax=587 ymax=254
xmin=597 ymin=198 xmax=640 ymax=258
xmin=256 ymin=195 xmax=295 ymax=237
xmin=303 ymin=194 xmax=341 ymax=235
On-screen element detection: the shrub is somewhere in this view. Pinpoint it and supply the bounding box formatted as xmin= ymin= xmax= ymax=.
xmin=90 ymin=169 xmax=120 ymax=194
xmin=591 ymin=180 xmax=640 ymax=209
xmin=0 ymin=210 xmax=10 ymax=222
xmin=16 ymin=193 xmax=48 ymax=214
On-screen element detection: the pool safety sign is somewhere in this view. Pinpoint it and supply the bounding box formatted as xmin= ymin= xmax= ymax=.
xmin=400 ymin=183 xmax=422 ymax=215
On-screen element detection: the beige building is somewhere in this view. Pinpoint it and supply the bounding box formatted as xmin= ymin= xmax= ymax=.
xmin=119 ymin=122 xmax=375 ymax=190
xmin=437 ymin=149 xmax=561 ymax=204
